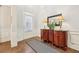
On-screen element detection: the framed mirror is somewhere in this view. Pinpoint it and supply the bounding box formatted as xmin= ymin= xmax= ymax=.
xmin=47 ymin=14 xmax=64 ymax=29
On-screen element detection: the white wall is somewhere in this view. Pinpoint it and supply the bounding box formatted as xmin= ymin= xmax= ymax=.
xmin=0 ymin=6 xmax=18 ymax=47
xmin=37 ymin=5 xmax=79 ymax=50
xmin=65 ymin=6 xmax=79 ymax=31
xmin=10 ymin=6 xmax=18 ymax=47
xmin=37 ymin=5 xmax=72 ymax=36
xmin=64 ymin=6 xmax=79 ymax=50
xmin=0 ymin=5 xmax=40 ymax=47
xmin=16 ymin=5 xmax=40 ymax=41
xmin=0 ymin=6 xmax=11 ymax=42
xmin=37 ymin=5 xmax=79 ymax=33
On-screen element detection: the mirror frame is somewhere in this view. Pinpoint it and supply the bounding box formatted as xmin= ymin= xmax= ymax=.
xmin=47 ymin=14 xmax=62 ymax=24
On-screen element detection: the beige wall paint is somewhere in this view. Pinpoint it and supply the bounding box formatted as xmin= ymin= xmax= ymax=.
xmin=0 ymin=6 xmax=18 ymax=47
xmin=0 ymin=6 xmax=11 ymax=42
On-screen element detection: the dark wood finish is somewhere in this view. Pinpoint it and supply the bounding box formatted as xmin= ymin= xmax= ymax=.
xmin=41 ymin=29 xmax=49 ymax=42
xmin=0 ymin=41 xmax=35 ymax=53
xmin=54 ymin=31 xmax=67 ymax=50
xmin=41 ymin=29 xmax=67 ymax=50
xmin=53 ymin=31 xmax=59 ymax=46
xmin=49 ymin=30 xmax=54 ymax=43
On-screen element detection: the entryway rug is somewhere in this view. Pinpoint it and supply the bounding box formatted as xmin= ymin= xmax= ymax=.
xmin=25 ymin=39 xmax=60 ymax=53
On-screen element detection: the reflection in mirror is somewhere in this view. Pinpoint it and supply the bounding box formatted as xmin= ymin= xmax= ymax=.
xmin=47 ymin=14 xmax=64 ymax=29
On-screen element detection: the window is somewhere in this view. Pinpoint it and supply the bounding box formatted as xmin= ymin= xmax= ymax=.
xmin=24 ymin=12 xmax=33 ymax=32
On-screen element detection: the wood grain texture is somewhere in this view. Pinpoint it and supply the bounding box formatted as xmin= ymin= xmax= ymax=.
xmin=0 ymin=37 xmax=78 ymax=53
xmin=0 ymin=41 xmax=35 ymax=53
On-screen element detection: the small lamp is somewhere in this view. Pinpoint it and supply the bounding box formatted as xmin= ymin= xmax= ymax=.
xmin=57 ymin=16 xmax=64 ymax=28
xmin=59 ymin=16 xmax=64 ymax=21
xmin=42 ymin=19 xmax=47 ymax=29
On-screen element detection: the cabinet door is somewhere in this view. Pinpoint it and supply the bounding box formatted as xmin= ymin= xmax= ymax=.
xmin=41 ymin=29 xmax=49 ymax=41
xmin=58 ymin=32 xmax=67 ymax=47
xmin=58 ymin=36 xmax=65 ymax=47
xmin=41 ymin=30 xmax=43 ymax=40
xmin=49 ymin=30 xmax=54 ymax=43
xmin=54 ymin=31 xmax=59 ymax=46
xmin=44 ymin=30 xmax=49 ymax=41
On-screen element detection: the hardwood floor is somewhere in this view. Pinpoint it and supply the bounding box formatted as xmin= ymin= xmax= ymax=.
xmin=0 ymin=37 xmax=78 ymax=53
xmin=0 ymin=41 xmax=35 ymax=53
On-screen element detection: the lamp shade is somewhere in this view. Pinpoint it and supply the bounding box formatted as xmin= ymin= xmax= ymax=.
xmin=42 ymin=19 xmax=47 ymax=24
xmin=57 ymin=16 xmax=64 ymax=21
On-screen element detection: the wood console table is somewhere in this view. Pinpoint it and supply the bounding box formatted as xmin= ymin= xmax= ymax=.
xmin=41 ymin=29 xmax=68 ymax=50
